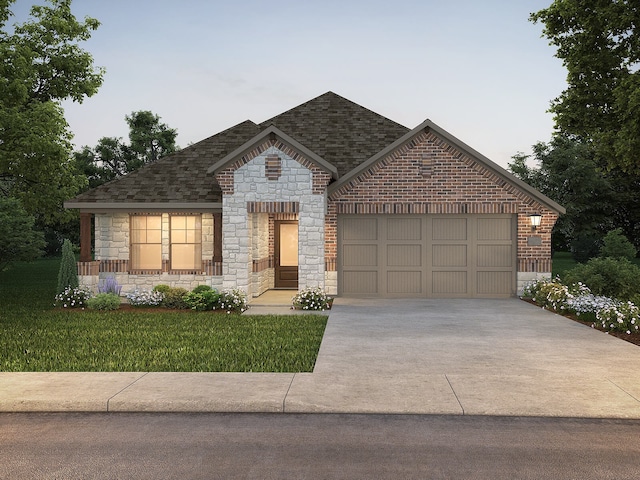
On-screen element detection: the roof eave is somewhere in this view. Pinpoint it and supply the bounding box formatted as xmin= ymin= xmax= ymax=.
xmin=63 ymin=201 xmax=223 ymax=212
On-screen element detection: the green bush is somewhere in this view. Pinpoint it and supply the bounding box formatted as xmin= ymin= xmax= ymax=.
xmin=159 ymin=287 xmax=189 ymax=309
xmin=152 ymin=284 xmax=171 ymax=294
xmin=599 ymin=228 xmax=637 ymax=260
xmin=56 ymin=239 xmax=78 ymax=294
xmin=86 ymin=293 xmax=121 ymax=311
xmin=184 ymin=288 xmax=220 ymax=311
xmin=217 ymin=288 xmax=248 ymax=313
xmin=292 ymin=287 xmax=332 ymax=311
xmin=563 ymin=257 xmax=640 ymax=300
xmin=192 ymin=284 xmax=213 ymax=294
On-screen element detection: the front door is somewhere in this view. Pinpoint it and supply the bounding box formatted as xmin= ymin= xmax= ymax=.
xmin=274 ymin=220 xmax=298 ymax=289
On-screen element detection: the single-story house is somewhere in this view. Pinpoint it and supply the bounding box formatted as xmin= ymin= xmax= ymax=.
xmin=65 ymin=92 xmax=564 ymax=298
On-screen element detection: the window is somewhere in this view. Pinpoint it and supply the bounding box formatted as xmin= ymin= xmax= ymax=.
xmin=130 ymin=215 xmax=162 ymax=270
xmin=170 ymin=215 xmax=202 ymax=270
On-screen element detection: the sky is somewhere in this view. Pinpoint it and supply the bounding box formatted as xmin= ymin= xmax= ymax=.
xmin=11 ymin=0 xmax=567 ymax=169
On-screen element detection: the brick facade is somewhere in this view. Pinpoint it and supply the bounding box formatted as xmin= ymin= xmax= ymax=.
xmin=327 ymin=130 xmax=558 ymax=292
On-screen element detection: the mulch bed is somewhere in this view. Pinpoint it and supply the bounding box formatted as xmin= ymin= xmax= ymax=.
xmin=522 ymin=299 xmax=640 ymax=347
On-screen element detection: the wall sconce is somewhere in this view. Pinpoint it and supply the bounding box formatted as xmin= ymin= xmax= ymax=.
xmin=529 ymin=213 xmax=542 ymax=231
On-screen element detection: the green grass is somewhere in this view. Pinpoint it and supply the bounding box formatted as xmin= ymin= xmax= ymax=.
xmin=0 ymin=258 xmax=327 ymax=372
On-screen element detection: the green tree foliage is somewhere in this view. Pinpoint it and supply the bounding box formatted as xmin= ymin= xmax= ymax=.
xmin=0 ymin=0 xmax=103 ymax=223
xmin=599 ymin=228 xmax=637 ymax=260
xmin=56 ymin=238 xmax=78 ymax=293
xmin=509 ymin=136 xmax=615 ymax=253
xmin=74 ymin=111 xmax=178 ymax=188
xmin=531 ymin=1 xmax=640 ymax=173
xmin=0 ymin=197 xmax=45 ymax=271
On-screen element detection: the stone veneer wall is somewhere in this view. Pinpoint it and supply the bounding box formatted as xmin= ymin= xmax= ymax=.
xmin=81 ymin=212 xmax=220 ymax=295
xmin=218 ymin=145 xmax=329 ymax=297
xmin=327 ymin=129 xmax=560 ymax=296
xmin=250 ymin=213 xmax=273 ymax=297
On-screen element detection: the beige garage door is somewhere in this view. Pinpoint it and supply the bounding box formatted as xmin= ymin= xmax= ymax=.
xmin=338 ymin=215 xmax=516 ymax=298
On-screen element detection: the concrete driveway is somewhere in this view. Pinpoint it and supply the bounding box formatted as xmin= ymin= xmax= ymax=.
xmin=285 ymin=297 xmax=640 ymax=417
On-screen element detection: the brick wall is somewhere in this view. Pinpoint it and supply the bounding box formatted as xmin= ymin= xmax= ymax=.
xmin=327 ymin=129 xmax=559 ymax=281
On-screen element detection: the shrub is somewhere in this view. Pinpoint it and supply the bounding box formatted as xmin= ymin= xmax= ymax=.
xmin=54 ymin=285 xmax=93 ymax=308
xmin=98 ymin=275 xmax=122 ymax=295
xmin=599 ymin=228 xmax=637 ymax=260
xmin=56 ymin=239 xmax=78 ymax=294
xmin=152 ymin=284 xmax=171 ymax=295
xmin=292 ymin=287 xmax=332 ymax=311
xmin=126 ymin=289 xmax=164 ymax=307
xmin=596 ymin=301 xmax=640 ymax=335
xmin=192 ymin=285 xmax=213 ymax=294
xmin=86 ymin=293 xmax=121 ymax=310
xmin=563 ymin=257 xmax=640 ymax=300
xmin=217 ymin=288 xmax=248 ymax=313
xmin=184 ymin=288 xmax=220 ymax=311
xmin=159 ymin=287 xmax=189 ymax=309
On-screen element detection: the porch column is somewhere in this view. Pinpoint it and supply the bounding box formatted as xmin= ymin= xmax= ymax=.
xmin=213 ymin=212 xmax=223 ymax=263
xmin=79 ymin=212 xmax=92 ymax=262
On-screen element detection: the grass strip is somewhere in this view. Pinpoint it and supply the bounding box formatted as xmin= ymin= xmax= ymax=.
xmin=0 ymin=258 xmax=327 ymax=372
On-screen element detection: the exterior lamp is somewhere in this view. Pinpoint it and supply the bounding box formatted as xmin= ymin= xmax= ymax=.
xmin=529 ymin=213 xmax=542 ymax=231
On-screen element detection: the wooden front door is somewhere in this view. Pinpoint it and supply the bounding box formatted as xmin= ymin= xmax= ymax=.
xmin=274 ymin=220 xmax=298 ymax=289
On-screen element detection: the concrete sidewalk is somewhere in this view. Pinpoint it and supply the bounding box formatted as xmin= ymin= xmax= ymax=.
xmin=1 ymin=298 xmax=640 ymax=417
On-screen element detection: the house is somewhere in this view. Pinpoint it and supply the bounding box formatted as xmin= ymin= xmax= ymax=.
xmin=65 ymin=92 xmax=564 ymax=298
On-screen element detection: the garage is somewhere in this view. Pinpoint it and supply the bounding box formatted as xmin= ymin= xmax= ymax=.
xmin=338 ymin=214 xmax=516 ymax=298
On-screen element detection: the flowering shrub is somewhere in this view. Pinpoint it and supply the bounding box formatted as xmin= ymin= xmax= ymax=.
xmin=292 ymin=287 xmax=332 ymax=311
xmin=527 ymin=279 xmax=571 ymax=311
xmin=98 ymin=275 xmax=122 ymax=295
xmin=566 ymin=293 xmax=617 ymax=316
xmin=524 ymin=277 xmax=640 ymax=335
xmin=55 ymin=286 xmax=93 ymax=308
xmin=217 ymin=288 xmax=248 ymax=313
xmin=126 ymin=289 xmax=164 ymax=307
xmin=596 ymin=301 xmax=640 ymax=335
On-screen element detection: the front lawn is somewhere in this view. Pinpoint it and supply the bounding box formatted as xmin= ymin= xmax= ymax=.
xmin=0 ymin=259 xmax=326 ymax=372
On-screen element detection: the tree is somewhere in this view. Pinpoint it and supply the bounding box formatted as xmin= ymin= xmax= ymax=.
xmin=509 ymin=136 xmax=616 ymax=253
xmin=74 ymin=111 xmax=177 ymax=188
xmin=57 ymin=238 xmax=78 ymax=293
xmin=530 ymin=1 xmax=640 ymax=173
xmin=599 ymin=228 xmax=637 ymax=261
xmin=0 ymin=0 xmax=104 ymax=223
xmin=0 ymin=197 xmax=46 ymax=271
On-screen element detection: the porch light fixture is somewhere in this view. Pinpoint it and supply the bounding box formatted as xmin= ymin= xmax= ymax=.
xmin=529 ymin=213 xmax=542 ymax=231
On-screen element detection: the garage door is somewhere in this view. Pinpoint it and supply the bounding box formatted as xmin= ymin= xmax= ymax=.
xmin=338 ymin=215 xmax=516 ymax=298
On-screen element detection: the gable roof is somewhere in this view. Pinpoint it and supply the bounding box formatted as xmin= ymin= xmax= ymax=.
xmin=207 ymin=125 xmax=339 ymax=179
xmin=329 ymin=118 xmax=566 ymax=214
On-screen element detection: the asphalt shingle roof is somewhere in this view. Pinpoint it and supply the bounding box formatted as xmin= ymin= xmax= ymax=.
xmin=67 ymin=92 xmax=409 ymax=206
